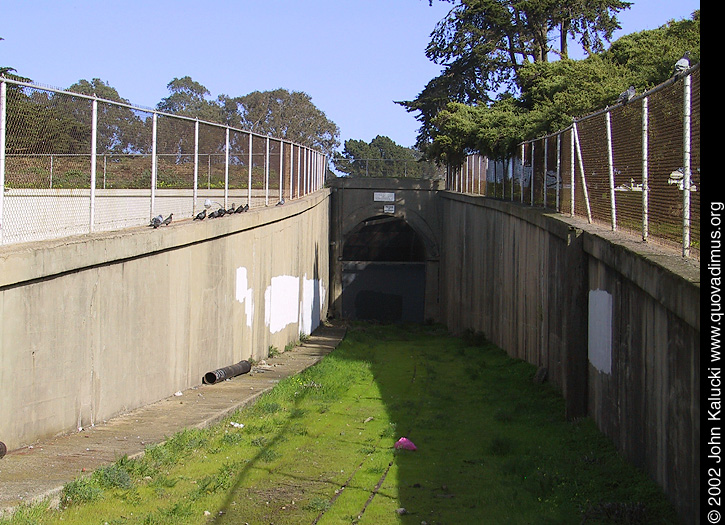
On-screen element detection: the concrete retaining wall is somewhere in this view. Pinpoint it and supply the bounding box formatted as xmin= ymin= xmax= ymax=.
xmin=0 ymin=190 xmax=330 ymax=451
xmin=439 ymin=191 xmax=700 ymax=524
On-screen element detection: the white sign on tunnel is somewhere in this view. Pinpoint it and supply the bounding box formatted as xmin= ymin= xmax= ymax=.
xmin=373 ymin=192 xmax=395 ymax=202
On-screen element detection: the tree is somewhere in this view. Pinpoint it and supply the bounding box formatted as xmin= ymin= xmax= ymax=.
xmin=400 ymin=0 xmax=631 ymax=150
xmin=602 ymin=9 xmax=699 ymax=87
xmin=427 ymin=95 xmax=530 ymax=165
xmin=407 ymin=6 xmax=699 ymax=165
xmin=155 ymin=77 xmax=224 ymax=157
xmin=5 ymin=88 xmax=89 ymax=156
xmin=334 ymin=135 xmax=440 ymax=179
xmin=157 ymin=76 xmax=222 ymax=121
xmin=218 ymin=88 xmax=340 ymax=157
xmin=64 ymin=78 xmax=147 ymax=154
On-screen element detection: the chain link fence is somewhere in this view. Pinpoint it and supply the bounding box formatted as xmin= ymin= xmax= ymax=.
xmin=450 ymin=64 xmax=700 ymax=259
xmin=0 ymin=78 xmax=328 ymax=245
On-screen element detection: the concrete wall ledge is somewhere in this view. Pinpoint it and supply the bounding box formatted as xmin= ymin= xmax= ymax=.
xmin=575 ymin=217 xmax=700 ymax=331
xmin=439 ymin=191 xmax=700 ymax=330
xmin=440 ymin=191 xmax=576 ymax=243
xmin=0 ymin=190 xmax=330 ymax=289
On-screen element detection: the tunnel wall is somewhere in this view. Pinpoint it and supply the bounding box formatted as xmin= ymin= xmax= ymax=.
xmin=439 ymin=191 xmax=700 ymax=524
xmin=0 ymin=191 xmax=330 ymax=451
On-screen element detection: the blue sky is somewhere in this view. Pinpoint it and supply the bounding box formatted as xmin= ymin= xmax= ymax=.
xmin=1 ymin=0 xmax=700 ymax=151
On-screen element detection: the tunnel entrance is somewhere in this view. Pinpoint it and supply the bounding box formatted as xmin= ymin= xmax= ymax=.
xmin=341 ymin=215 xmax=426 ymax=323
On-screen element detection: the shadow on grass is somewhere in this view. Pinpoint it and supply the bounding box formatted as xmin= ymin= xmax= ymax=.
xmin=213 ymin=321 xmax=680 ymax=525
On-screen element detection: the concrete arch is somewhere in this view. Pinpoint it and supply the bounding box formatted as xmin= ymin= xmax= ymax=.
xmin=340 ymin=205 xmax=439 ymax=261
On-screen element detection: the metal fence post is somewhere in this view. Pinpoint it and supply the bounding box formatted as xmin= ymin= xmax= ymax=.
xmin=573 ymin=122 xmax=592 ymax=223
xmin=530 ymin=142 xmax=535 ymax=206
xmin=570 ymin=128 xmax=575 ymax=216
xmin=605 ymin=111 xmax=616 ymax=230
xmin=508 ymin=158 xmax=513 ymax=201
xmin=519 ymin=143 xmax=526 ymax=204
xmin=265 ymin=136 xmax=270 ymax=206
xmin=224 ymin=128 xmax=230 ymax=208
xmin=290 ymin=142 xmax=295 ymax=200
xmin=0 ymin=80 xmax=6 ymax=245
xmin=543 ymin=138 xmax=548 ymax=207
xmin=556 ymin=134 xmax=561 ymax=211
xmin=194 ymin=119 xmax=199 ymax=211
xmin=151 ymin=113 xmax=157 ymax=218
xmin=314 ymin=152 xmax=318 ymax=191
xmin=682 ymin=74 xmax=692 ymax=257
xmin=247 ymin=132 xmax=252 ymax=206
xmin=642 ymin=97 xmax=649 ymax=242
xmin=90 ymin=97 xmax=98 ymax=233
xmin=296 ymin=145 xmax=301 ymax=198
xmin=279 ymin=140 xmax=283 ymax=203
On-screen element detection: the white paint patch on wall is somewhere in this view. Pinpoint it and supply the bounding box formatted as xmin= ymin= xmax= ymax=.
xmin=264 ymin=275 xmax=300 ymax=334
xmin=235 ymin=267 xmax=254 ymax=327
xmin=299 ymin=275 xmax=327 ymax=335
xmin=588 ymin=289 xmax=613 ymax=374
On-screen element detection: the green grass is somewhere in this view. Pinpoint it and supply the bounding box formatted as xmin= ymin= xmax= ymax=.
xmin=1 ymin=322 xmax=681 ymax=524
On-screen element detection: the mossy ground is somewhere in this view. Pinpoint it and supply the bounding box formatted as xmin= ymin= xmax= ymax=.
xmin=3 ymin=322 xmax=681 ymax=524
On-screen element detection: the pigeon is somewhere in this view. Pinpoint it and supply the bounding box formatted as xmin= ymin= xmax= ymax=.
xmin=193 ymin=209 xmax=206 ymax=221
xmin=241 ymin=203 xmax=249 ymax=212
xmin=674 ymin=51 xmax=691 ymax=77
xmin=217 ymin=207 xmax=227 ymax=217
xmin=275 ymin=197 xmax=285 ymax=206
xmin=208 ymin=209 xmax=219 ymax=219
xmin=161 ymin=213 xmax=173 ymax=226
xmin=617 ymin=86 xmax=636 ymax=105
xmin=234 ymin=203 xmax=246 ymax=213
xmin=150 ymin=215 xmax=163 ymax=228
xmin=226 ymin=203 xmax=236 ymax=214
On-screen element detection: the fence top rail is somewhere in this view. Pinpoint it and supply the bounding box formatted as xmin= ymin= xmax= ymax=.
xmin=0 ymin=76 xmax=325 ymax=156
xmin=517 ymin=61 xmax=700 ymax=146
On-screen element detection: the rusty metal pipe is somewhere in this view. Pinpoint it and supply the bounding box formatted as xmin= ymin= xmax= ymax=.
xmin=203 ymin=360 xmax=251 ymax=385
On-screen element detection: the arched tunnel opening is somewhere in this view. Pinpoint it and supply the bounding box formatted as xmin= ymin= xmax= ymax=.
xmin=341 ymin=215 xmax=427 ymax=323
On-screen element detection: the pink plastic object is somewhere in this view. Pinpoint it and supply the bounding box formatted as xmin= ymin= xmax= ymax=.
xmin=394 ymin=437 xmax=417 ymax=451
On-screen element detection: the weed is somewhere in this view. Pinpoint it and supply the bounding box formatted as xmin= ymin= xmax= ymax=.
xmin=303 ymin=497 xmax=331 ymax=512
xmin=258 ymin=402 xmax=281 ymax=415
xmin=462 ymin=328 xmax=490 ymax=347
xmin=158 ymin=500 xmax=194 ymax=519
xmin=92 ymin=464 xmax=133 ymax=490
xmin=268 ymin=345 xmax=281 ymax=358
xmin=60 ymin=477 xmax=103 ymax=507
xmin=290 ymin=408 xmax=306 ymax=419
xmin=251 ymin=436 xmax=269 ymax=447
xmin=148 ymin=474 xmax=178 ymax=489
xmin=221 ymin=431 xmax=245 ymax=446
xmin=258 ymin=448 xmax=281 ymax=463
